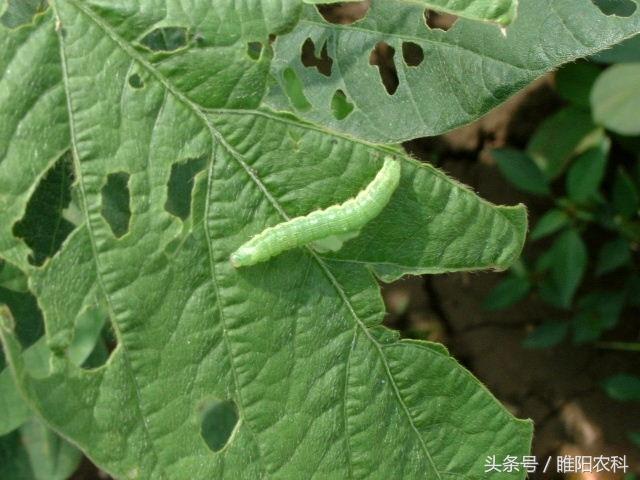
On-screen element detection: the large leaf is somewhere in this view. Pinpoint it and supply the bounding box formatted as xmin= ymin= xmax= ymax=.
xmin=0 ymin=1 xmax=534 ymax=478
xmin=268 ymin=0 xmax=640 ymax=142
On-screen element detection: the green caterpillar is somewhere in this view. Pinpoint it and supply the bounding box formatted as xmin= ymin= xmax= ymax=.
xmin=231 ymin=156 xmax=401 ymax=267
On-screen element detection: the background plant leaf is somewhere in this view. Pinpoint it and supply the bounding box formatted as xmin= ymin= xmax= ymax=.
xmin=601 ymin=374 xmax=640 ymax=402
xmin=566 ymin=138 xmax=610 ymax=203
xmin=591 ymin=63 xmax=640 ymax=136
xmin=483 ymin=275 xmax=531 ymax=311
xmin=526 ymin=107 xmax=598 ymax=179
xmin=555 ymin=61 xmax=602 ymax=108
xmin=595 ymin=237 xmax=631 ymax=275
xmin=542 ymin=230 xmax=588 ymax=309
xmin=523 ymin=322 xmax=569 ymax=349
xmin=493 ymin=148 xmax=550 ymax=196
xmin=530 ymin=209 xmax=570 ymax=241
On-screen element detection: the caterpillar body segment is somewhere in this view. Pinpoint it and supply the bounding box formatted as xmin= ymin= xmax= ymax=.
xmin=230 ymin=156 xmax=401 ymax=267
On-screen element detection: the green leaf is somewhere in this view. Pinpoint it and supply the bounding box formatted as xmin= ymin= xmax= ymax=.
xmin=0 ymin=367 xmax=31 ymax=435
xmin=531 ymin=209 xmax=570 ymax=241
xmin=573 ymin=291 xmax=625 ymax=343
xmin=595 ymin=237 xmax=631 ymax=275
xmin=566 ymin=138 xmax=610 ymax=203
xmin=0 ymin=2 xmax=534 ymax=478
xmin=592 ymin=63 xmax=640 ymax=136
xmin=303 ymin=0 xmax=519 ymax=26
xmin=19 ymin=418 xmax=83 ymax=480
xmin=601 ymin=374 xmax=640 ymax=401
xmin=493 ymin=148 xmax=550 ymax=196
xmin=630 ymin=431 xmax=640 ymax=447
xmin=0 ymin=430 xmax=34 ymax=480
xmin=65 ymin=304 xmax=108 ymax=368
xmin=523 ymin=321 xmax=568 ymax=349
xmin=0 ymin=12 xmax=71 ymax=272
xmin=0 ymin=338 xmax=50 ymax=436
xmin=547 ymin=230 xmax=588 ymax=308
xmin=555 ymin=61 xmax=602 ymax=108
xmin=0 ymin=287 xmax=45 ymax=435
xmin=612 ymin=167 xmax=640 ymax=217
xmin=0 ymin=260 xmax=28 ymax=293
xmin=0 ymin=417 xmax=83 ymax=480
xmin=483 ymin=275 xmax=531 ymax=310
xmin=268 ymin=0 xmax=640 ymax=143
xmin=527 ymin=106 xmax=598 ymax=179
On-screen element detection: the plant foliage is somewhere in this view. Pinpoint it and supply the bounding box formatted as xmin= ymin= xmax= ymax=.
xmin=1 ymin=0 xmax=639 ymax=478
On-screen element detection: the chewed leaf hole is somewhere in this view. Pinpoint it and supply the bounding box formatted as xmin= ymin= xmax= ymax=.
xmin=68 ymin=304 xmax=114 ymax=370
xmin=247 ymin=41 xmax=263 ymax=60
xmin=128 ymin=73 xmax=144 ymax=89
xmin=369 ymin=42 xmax=399 ymax=95
xmin=140 ymin=26 xmax=189 ymax=52
xmin=316 ymin=1 xmax=370 ymax=24
xmin=0 ymin=0 xmax=48 ymax=29
xmin=199 ymin=399 xmax=239 ymax=452
xmin=13 ymin=152 xmax=75 ymax=266
xmin=424 ymin=9 xmax=459 ymax=31
xmin=0 ymin=280 xmax=44 ymax=350
xmin=282 ymin=68 xmax=312 ymax=112
xmin=165 ymin=157 xmax=208 ymax=220
xmin=101 ymin=172 xmax=131 ymax=238
xmin=331 ymin=89 xmax=355 ymax=120
xmin=402 ymin=42 xmax=424 ymax=67
xmin=301 ymin=38 xmax=333 ymax=77
xmin=591 ymin=0 xmax=637 ymax=16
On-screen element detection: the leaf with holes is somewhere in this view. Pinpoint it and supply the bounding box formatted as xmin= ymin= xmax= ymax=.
xmin=268 ymin=0 xmax=640 ymax=142
xmin=0 ymin=1 xmax=555 ymax=478
xmin=303 ymin=0 xmax=518 ymax=26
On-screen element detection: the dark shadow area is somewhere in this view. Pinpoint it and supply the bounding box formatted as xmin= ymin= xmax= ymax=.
xmin=165 ymin=157 xmax=208 ymax=221
xmin=315 ymin=1 xmax=370 ymax=24
xmin=199 ymin=399 xmax=239 ymax=453
xmin=100 ymin=172 xmax=131 ymax=239
xmin=424 ymin=9 xmax=459 ymax=31
xmin=301 ymin=37 xmax=333 ymax=77
xmin=12 ymin=153 xmax=75 ymax=266
xmin=140 ymin=27 xmax=189 ymax=52
xmin=369 ymin=41 xmax=399 ymax=95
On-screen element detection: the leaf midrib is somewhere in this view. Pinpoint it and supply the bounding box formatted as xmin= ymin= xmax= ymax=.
xmin=59 ymin=1 xmax=444 ymax=477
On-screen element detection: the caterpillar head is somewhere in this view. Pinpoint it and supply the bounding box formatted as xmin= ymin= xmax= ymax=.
xmin=230 ymin=244 xmax=260 ymax=268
